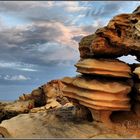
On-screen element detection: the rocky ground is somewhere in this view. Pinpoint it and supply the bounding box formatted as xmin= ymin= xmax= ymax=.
xmin=0 ymin=104 xmax=140 ymax=138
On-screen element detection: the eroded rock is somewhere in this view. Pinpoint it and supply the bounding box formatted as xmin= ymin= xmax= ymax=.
xmin=62 ymin=76 xmax=132 ymax=94
xmin=79 ymin=6 xmax=140 ymax=59
xmin=19 ymin=80 xmax=68 ymax=110
xmin=75 ymin=58 xmax=131 ymax=78
xmin=61 ymin=73 xmax=133 ymax=128
xmin=0 ymin=100 xmax=34 ymax=123
xmin=1 ymin=105 xmax=140 ymax=138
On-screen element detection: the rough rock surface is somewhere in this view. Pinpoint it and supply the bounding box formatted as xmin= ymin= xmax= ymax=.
xmin=75 ymin=58 xmax=132 ymax=78
xmin=0 ymin=100 xmax=34 ymax=123
xmin=19 ymin=80 xmax=69 ymax=110
xmin=79 ymin=6 xmax=140 ymax=59
xmin=62 ymin=75 xmax=132 ymax=127
xmin=61 ymin=76 xmax=132 ymax=94
xmin=0 ymin=80 xmax=69 ymax=122
xmin=0 ymin=106 xmax=115 ymax=138
xmin=1 ymin=106 xmax=140 ymax=138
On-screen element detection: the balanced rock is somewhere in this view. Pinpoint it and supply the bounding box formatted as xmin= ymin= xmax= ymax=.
xmin=75 ymin=58 xmax=131 ymax=78
xmin=79 ymin=6 xmax=140 ymax=59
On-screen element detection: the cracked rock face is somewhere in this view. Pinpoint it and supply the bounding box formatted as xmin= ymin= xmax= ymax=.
xmin=79 ymin=6 xmax=140 ymax=59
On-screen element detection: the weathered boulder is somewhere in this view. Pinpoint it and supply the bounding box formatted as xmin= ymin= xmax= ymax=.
xmin=79 ymin=6 xmax=140 ymax=59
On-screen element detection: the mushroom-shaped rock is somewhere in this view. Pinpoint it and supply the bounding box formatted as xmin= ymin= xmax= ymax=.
xmin=75 ymin=58 xmax=131 ymax=78
xmin=61 ymin=76 xmax=132 ymax=128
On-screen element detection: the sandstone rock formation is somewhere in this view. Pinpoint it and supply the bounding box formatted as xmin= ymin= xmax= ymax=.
xmin=0 ymin=100 xmax=35 ymax=123
xmin=0 ymin=80 xmax=69 ymax=123
xmin=1 ymin=105 xmax=140 ymax=138
xmin=79 ymin=6 xmax=140 ymax=59
xmin=61 ymin=6 xmax=140 ymax=128
xmin=1 ymin=6 xmax=140 ymax=139
xmin=75 ymin=58 xmax=131 ymax=78
xmin=61 ymin=76 xmax=132 ymax=126
xmin=19 ymin=80 xmax=69 ymax=111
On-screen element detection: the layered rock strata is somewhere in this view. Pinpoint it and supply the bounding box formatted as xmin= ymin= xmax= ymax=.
xmin=61 ymin=75 xmax=132 ymax=126
xmin=75 ymin=58 xmax=131 ymax=78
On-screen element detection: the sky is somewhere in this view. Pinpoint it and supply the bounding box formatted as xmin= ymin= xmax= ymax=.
xmin=0 ymin=1 xmax=139 ymax=101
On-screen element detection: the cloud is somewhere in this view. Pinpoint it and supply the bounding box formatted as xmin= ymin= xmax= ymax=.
xmin=0 ymin=1 xmax=87 ymax=24
xmin=0 ymin=61 xmax=37 ymax=71
xmin=0 ymin=1 xmax=139 ymax=69
xmin=4 ymin=74 xmax=30 ymax=81
xmin=0 ymin=20 xmax=99 ymax=67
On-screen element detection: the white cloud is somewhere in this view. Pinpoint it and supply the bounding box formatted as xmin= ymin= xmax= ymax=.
xmin=0 ymin=61 xmax=37 ymax=71
xmin=4 ymin=74 xmax=30 ymax=81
